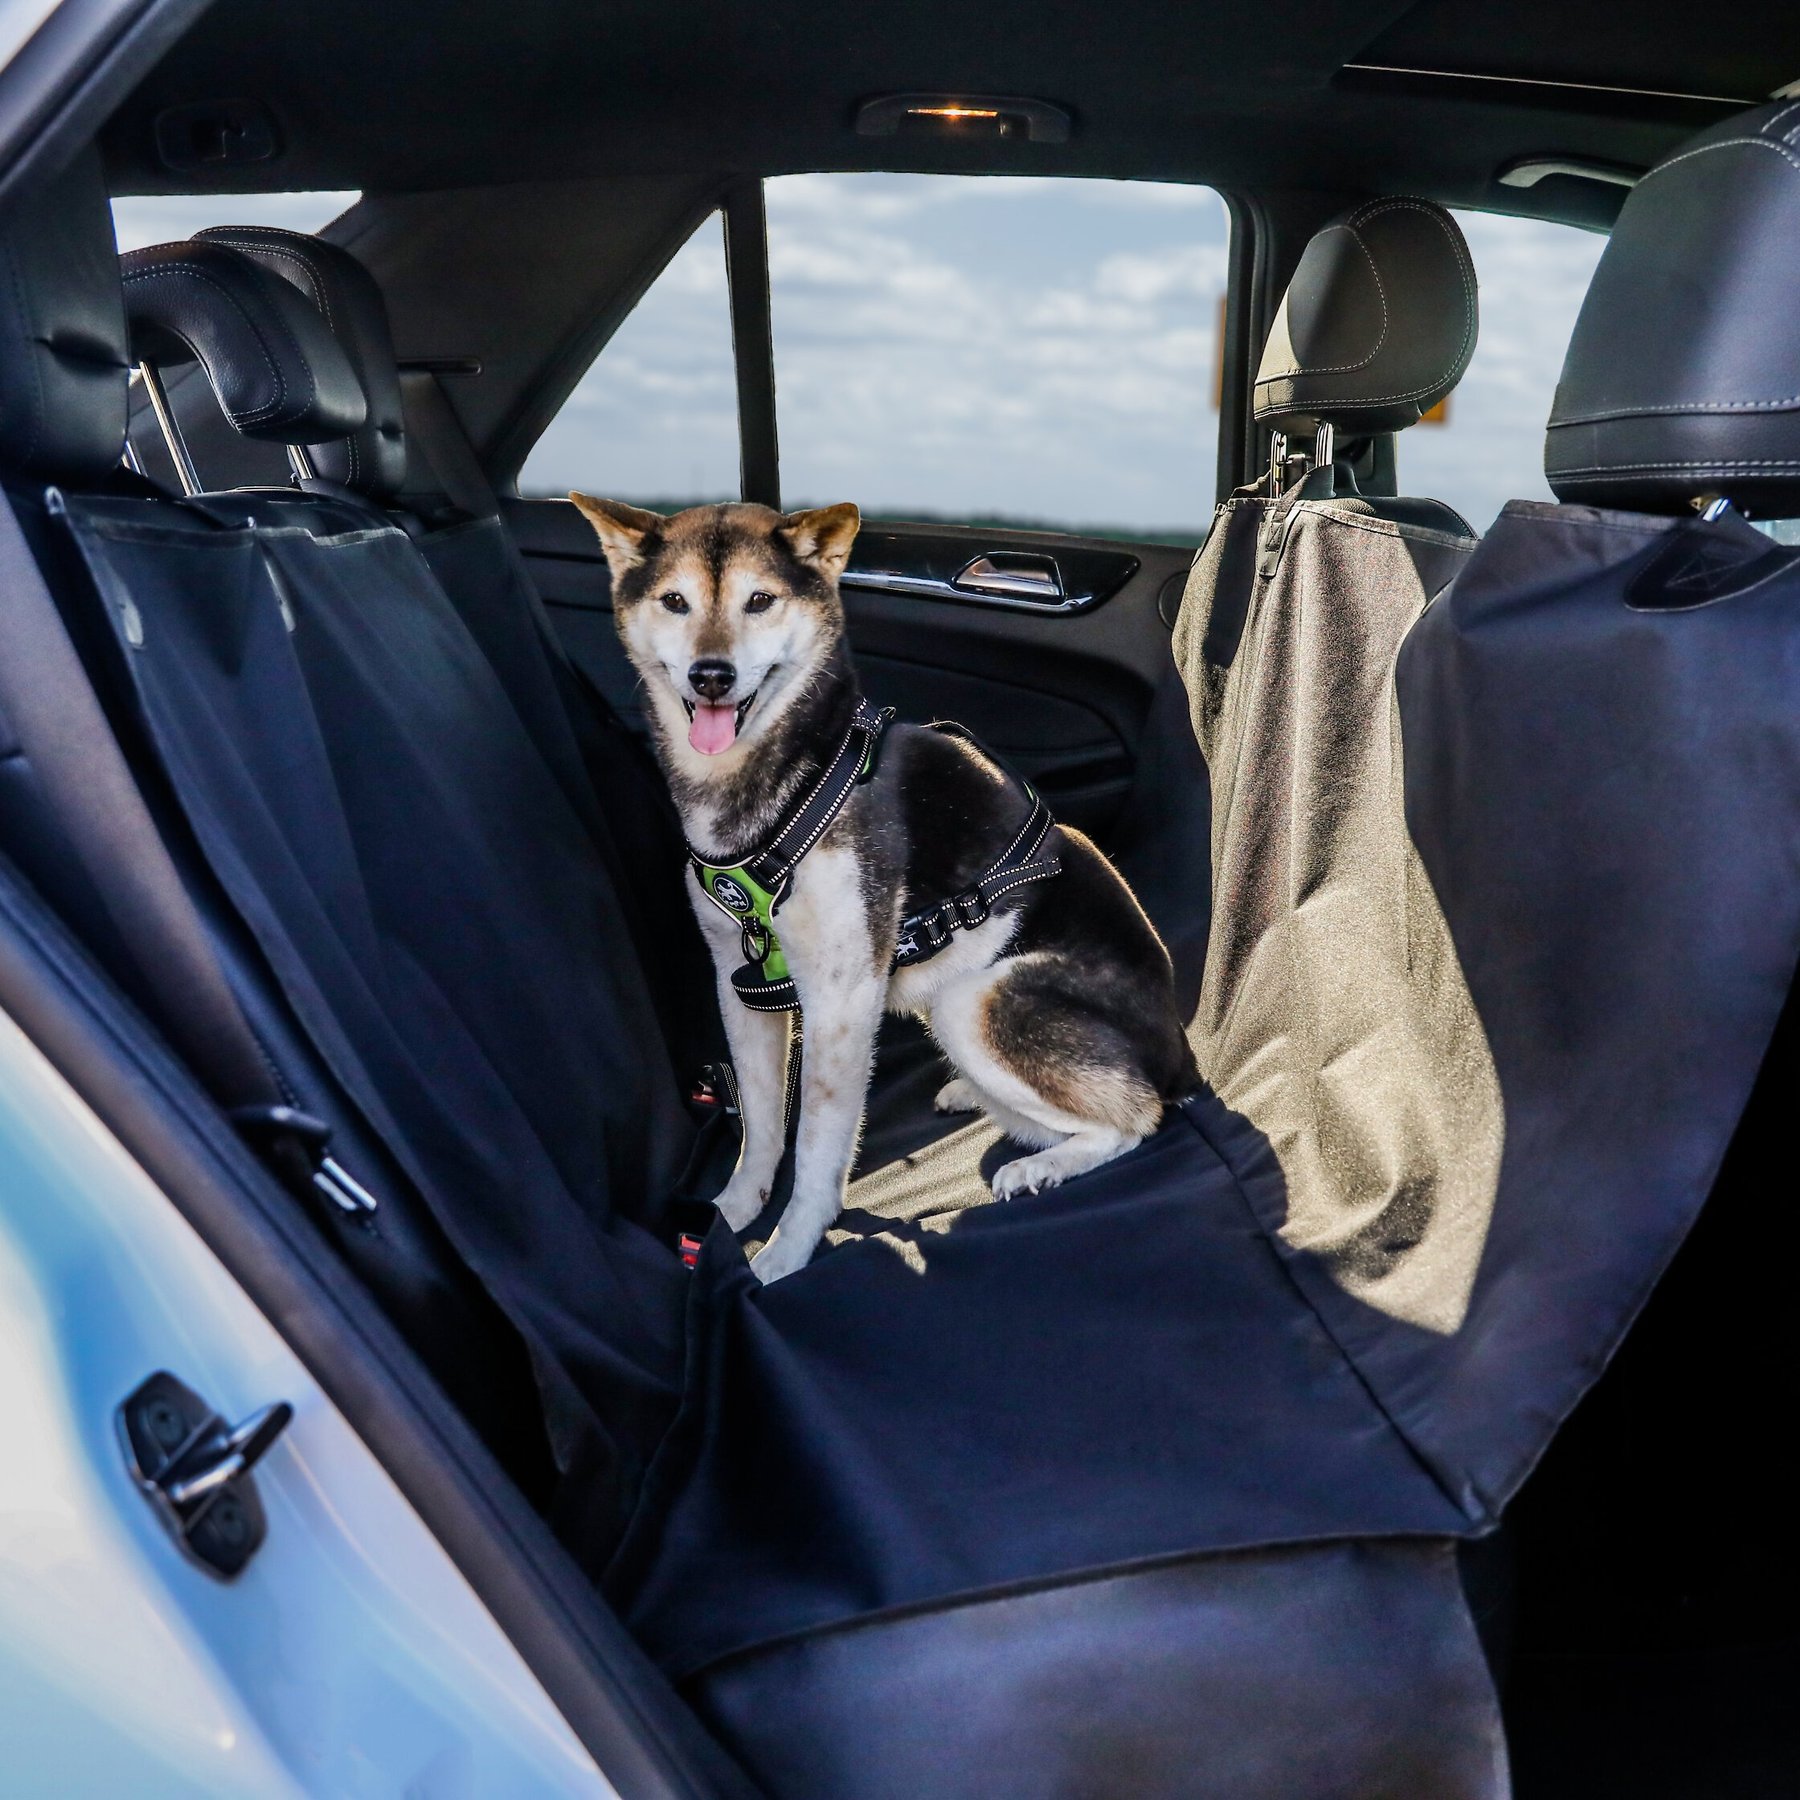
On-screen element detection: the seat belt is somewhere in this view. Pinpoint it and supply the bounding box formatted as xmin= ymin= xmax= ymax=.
xmin=0 ymin=484 xmax=376 ymax=1217
xmin=398 ymin=370 xmax=502 ymax=521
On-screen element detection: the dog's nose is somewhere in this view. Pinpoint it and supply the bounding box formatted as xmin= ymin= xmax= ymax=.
xmin=688 ymin=659 xmax=736 ymax=702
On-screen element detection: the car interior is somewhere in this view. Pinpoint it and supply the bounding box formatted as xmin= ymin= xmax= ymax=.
xmin=2 ymin=2 xmax=1799 ymax=1793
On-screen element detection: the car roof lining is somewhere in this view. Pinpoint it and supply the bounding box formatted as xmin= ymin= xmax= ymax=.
xmin=97 ymin=0 xmax=1800 ymax=230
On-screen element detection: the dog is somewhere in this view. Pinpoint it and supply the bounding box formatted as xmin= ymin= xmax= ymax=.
xmin=570 ymin=496 xmax=1197 ymax=1281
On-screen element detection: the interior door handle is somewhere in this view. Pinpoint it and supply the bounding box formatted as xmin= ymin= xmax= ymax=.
xmin=951 ymin=554 xmax=1064 ymax=601
xmin=841 ymin=550 xmax=1113 ymax=614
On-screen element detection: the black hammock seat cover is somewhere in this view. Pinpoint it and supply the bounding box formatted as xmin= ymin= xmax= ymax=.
xmin=53 ymin=482 xmax=1800 ymax=1690
xmin=618 ymin=488 xmax=1800 ymax=1681
xmin=53 ymin=496 xmax=697 ymax=1565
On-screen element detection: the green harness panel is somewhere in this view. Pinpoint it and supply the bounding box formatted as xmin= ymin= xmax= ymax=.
xmin=694 ymin=861 xmax=790 ymax=983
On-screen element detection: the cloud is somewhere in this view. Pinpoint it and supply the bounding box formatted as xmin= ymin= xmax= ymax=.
xmin=528 ymin=175 xmax=1230 ymax=533
xmin=524 ymin=179 xmax=1606 ymax=543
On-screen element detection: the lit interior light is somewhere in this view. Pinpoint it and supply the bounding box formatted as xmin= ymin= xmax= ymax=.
xmin=906 ymin=106 xmax=1002 ymax=120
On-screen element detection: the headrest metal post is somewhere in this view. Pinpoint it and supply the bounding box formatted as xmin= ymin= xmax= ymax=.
xmin=1312 ymin=422 xmax=1335 ymax=477
xmin=1269 ymin=430 xmax=1288 ymax=497
xmin=286 ymin=445 xmax=317 ymax=485
xmin=136 ymin=362 xmax=201 ymax=498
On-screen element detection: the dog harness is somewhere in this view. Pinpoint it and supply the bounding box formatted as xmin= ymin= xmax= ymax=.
xmin=688 ymin=702 xmax=1063 ymax=1012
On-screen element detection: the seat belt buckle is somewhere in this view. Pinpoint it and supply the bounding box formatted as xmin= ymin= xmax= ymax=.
xmin=677 ymin=1233 xmax=704 ymax=1270
xmin=229 ymin=1103 xmax=378 ymax=1219
xmin=689 ymin=1062 xmax=742 ymax=1118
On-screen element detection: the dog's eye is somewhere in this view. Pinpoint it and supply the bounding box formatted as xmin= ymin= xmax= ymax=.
xmin=660 ymin=591 xmax=689 ymax=614
xmin=746 ymin=591 xmax=778 ymax=614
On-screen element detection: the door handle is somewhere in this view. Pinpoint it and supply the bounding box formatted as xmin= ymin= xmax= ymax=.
xmin=842 ymin=553 xmax=1099 ymax=613
xmin=951 ymin=554 xmax=1065 ymax=602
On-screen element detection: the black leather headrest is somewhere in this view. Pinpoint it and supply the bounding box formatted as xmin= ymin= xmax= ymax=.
xmin=1254 ymin=199 xmax=1477 ymax=435
xmin=121 ymin=239 xmax=366 ymax=445
xmin=195 ymin=227 xmax=405 ymax=499
xmin=0 ymin=148 xmax=130 ymax=485
xmin=1547 ymin=101 xmax=1800 ymax=517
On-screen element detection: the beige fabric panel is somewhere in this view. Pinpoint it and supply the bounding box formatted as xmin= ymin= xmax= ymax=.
xmin=1174 ymin=497 xmax=1501 ymax=1334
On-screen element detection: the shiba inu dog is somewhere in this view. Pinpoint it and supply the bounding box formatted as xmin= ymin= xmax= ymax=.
xmin=571 ymin=496 xmax=1197 ymax=1281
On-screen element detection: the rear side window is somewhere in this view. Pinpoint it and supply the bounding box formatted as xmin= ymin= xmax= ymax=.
xmin=764 ymin=174 xmax=1226 ymax=541
xmin=1399 ymin=210 xmax=1607 ymax=533
xmin=110 ymin=190 xmax=361 ymax=252
xmin=518 ymin=213 xmax=739 ymax=506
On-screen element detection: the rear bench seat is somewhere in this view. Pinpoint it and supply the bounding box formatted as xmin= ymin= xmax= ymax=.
xmin=3 ymin=158 xmax=1510 ymax=1796
xmin=7 ymin=122 xmax=1799 ymax=1796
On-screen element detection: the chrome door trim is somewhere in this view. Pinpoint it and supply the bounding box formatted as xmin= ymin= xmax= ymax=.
xmin=842 ymin=562 xmax=1100 ymax=615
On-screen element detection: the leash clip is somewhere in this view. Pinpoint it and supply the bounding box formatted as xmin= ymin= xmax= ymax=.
xmin=740 ymin=916 xmax=772 ymax=966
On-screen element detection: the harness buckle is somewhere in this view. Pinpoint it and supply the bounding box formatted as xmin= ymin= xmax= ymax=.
xmin=953 ymin=888 xmax=990 ymax=930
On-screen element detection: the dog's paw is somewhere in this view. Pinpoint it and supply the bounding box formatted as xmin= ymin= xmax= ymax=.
xmin=934 ymin=1077 xmax=983 ymax=1115
xmin=991 ymin=1153 xmax=1067 ymax=1201
xmin=750 ymin=1228 xmax=812 ymax=1283
xmin=712 ymin=1176 xmax=771 ymax=1233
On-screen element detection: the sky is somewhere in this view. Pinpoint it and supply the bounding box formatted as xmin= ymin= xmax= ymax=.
xmin=112 ymin=182 xmax=1606 ymax=542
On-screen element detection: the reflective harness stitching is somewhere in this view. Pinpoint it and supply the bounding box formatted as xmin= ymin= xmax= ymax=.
xmin=688 ymin=704 xmax=1063 ymax=1011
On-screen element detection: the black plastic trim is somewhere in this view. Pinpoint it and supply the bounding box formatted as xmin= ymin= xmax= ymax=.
xmin=723 ymin=179 xmax=779 ymax=511
xmin=0 ymin=0 xmax=215 ymax=214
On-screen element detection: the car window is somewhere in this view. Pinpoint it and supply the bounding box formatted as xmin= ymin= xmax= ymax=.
xmin=110 ymin=190 xmax=361 ymax=253
xmin=518 ymin=212 xmax=739 ymax=507
xmin=764 ymin=174 xmax=1226 ymax=542
xmin=1398 ymin=209 xmax=1608 ymax=534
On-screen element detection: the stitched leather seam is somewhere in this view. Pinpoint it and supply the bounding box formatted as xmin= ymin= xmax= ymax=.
xmin=1554 ymin=125 xmax=1799 ymax=423
xmin=1256 ymin=200 xmax=1475 ymax=406
xmin=1637 ymin=135 xmax=1800 ymax=185
xmin=1554 ymin=396 xmax=1800 ymax=419
xmin=122 ymin=262 xmax=298 ymax=426
xmin=1257 ymin=223 xmax=1387 ymax=378
xmin=1555 ymin=458 xmax=1800 ymax=473
xmin=1556 ymin=129 xmax=1800 ymax=421
xmin=209 ymin=231 xmax=364 ymax=484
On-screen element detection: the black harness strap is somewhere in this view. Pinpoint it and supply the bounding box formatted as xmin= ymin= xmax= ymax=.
xmin=720 ymin=697 xmax=893 ymax=902
xmin=893 ymin=783 xmax=1061 ymax=969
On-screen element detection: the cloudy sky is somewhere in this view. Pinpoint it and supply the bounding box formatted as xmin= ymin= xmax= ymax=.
xmin=114 ymin=181 xmax=1604 ymax=541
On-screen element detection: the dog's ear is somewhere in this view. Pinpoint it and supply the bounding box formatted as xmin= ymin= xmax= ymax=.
xmin=569 ymin=494 xmax=664 ymax=583
xmin=777 ymin=503 xmax=861 ymax=580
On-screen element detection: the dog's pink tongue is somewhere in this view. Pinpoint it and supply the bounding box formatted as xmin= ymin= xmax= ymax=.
xmin=689 ymin=702 xmax=738 ymax=755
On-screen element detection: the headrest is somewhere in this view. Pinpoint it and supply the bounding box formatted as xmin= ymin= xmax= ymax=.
xmin=1254 ymin=199 xmax=1477 ymax=435
xmin=195 ymin=227 xmax=405 ymax=500
xmin=121 ymin=239 xmax=366 ymax=445
xmin=1546 ymin=100 xmax=1800 ymax=517
xmin=0 ymin=148 xmax=130 ymax=485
